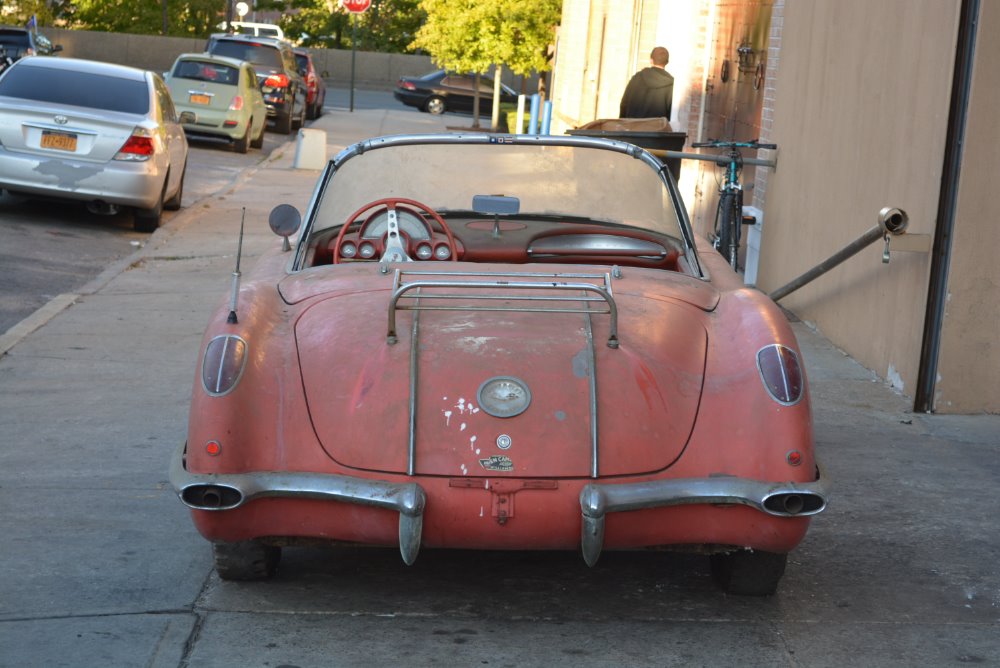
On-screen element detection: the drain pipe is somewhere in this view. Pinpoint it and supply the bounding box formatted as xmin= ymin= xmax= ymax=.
xmin=769 ymin=208 xmax=908 ymax=302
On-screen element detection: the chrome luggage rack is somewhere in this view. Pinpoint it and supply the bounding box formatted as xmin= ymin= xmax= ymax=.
xmin=385 ymin=269 xmax=620 ymax=348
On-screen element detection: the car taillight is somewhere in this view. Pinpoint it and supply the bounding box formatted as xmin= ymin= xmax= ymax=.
xmin=307 ymin=72 xmax=317 ymax=91
xmin=229 ymin=95 xmax=244 ymax=111
xmin=264 ymin=73 xmax=289 ymax=88
xmin=201 ymin=335 xmax=248 ymax=396
xmin=756 ymin=344 xmax=804 ymax=405
xmin=114 ymin=129 xmax=155 ymax=161
xmin=400 ymin=80 xmax=416 ymax=91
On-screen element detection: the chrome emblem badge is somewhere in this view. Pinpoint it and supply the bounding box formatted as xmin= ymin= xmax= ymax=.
xmin=54 ymin=115 xmax=68 ymax=125
xmin=496 ymin=434 xmax=512 ymax=450
xmin=477 ymin=376 xmax=531 ymax=418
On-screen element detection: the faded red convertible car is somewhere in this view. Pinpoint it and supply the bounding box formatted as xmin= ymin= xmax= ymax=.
xmin=171 ymin=134 xmax=827 ymax=595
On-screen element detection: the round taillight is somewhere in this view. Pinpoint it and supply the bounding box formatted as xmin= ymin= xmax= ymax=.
xmin=756 ymin=344 xmax=804 ymax=405
xmin=433 ymin=244 xmax=451 ymax=260
xmin=340 ymin=241 xmax=357 ymax=258
xmin=206 ymin=440 xmax=222 ymax=456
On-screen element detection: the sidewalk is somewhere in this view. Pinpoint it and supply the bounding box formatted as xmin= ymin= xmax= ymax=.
xmin=1 ymin=107 xmax=998 ymax=667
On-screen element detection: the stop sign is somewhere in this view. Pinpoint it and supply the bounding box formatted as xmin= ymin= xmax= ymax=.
xmin=341 ymin=0 xmax=371 ymax=13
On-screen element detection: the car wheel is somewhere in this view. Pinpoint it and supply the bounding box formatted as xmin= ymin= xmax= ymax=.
xmin=313 ymin=99 xmax=323 ymax=119
xmin=164 ymin=165 xmax=185 ymax=211
xmin=134 ymin=181 xmax=166 ymax=233
xmin=250 ymin=122 xmax=265 ymax=149
xmin=709 ymin=549 xmax=787 ymax=596
xmin=275 ymin=110 xmax=293 ymax=135
xmin=424 ymin=96 xmax=445 ymax=115
xmin=213 ymin=541 xmax=281 ymax=581
xmin=234 ymin=126 xmax=250 ymax=154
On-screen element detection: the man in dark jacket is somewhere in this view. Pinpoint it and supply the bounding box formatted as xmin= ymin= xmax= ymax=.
xmin=619 ymin=46 xmax=674 ymax=119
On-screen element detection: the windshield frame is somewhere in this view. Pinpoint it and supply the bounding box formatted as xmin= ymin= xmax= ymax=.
xmin=290 ymin=133 xmax=704 ymax=279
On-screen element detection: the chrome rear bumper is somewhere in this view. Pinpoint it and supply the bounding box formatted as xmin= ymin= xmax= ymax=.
xmin=171 ymin=442 xmax=827 ymax=567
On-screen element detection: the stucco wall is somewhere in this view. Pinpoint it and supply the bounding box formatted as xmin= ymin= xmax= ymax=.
xmin=754 ymin=0 xmax=961 ymax=402
xmin=933 ymin=0 xmax=1000 ymax=412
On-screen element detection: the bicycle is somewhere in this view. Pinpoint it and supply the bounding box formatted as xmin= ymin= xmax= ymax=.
xmin=691 ymin=138 xmax=777 ymax=270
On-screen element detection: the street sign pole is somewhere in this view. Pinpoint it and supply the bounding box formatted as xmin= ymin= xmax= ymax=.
xmin=341 ymin=0 xmax=371 ymax=113
xmin=350 ymin=13 xmax=356 ymax=112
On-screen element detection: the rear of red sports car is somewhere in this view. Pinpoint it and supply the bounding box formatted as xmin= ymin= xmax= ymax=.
xmin=172 ymin=135 xmax=826 ymax=594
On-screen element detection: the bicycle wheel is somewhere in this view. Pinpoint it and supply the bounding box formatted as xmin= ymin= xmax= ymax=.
xmin=717 ymin=190 xmax=740 ymax=269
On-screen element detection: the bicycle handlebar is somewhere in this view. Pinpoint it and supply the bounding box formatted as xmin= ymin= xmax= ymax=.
xmin=691 ymin=139 xmax=777 ymax=150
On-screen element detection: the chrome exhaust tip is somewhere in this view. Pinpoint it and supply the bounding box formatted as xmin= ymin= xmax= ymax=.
xmin=86 ymin=200 xmax=120 ymax=216
xmin=763 ymin=491 xmax=825 ymax=516
xmin=181 ymin=484 xmax=243 ymax=510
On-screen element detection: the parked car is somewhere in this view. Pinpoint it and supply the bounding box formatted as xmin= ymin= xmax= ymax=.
xmin=293 ymin=47 xmax=325 ymax=120
xmin=0 ymin=25 xmax=62 ymax=61
xmin=165 ymin=53 xmax=266 ymax=154
xmin=170 ymin=133 xmax=828 ymax=595
xmin=205 ymin=33 xmax=306 ymax=135
xmin=0 ymin=57 xmax=190 ymax=232
xmin=394 ymin=70 xmax=517 ymax=116
xmin=222 ymin=21 xmax=285 ymax=40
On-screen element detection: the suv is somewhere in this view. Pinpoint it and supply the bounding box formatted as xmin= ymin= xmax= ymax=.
xmin=293 ymin=48 xmax=326 ymax=120
xmin=205 ymin=33 xmax=306 ymax=134
xmin=0 ymin=26 xmax=62 ymax=64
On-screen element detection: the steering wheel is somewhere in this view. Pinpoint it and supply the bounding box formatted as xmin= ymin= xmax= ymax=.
xmin=332 ymin=197 xmax=459 ymax=264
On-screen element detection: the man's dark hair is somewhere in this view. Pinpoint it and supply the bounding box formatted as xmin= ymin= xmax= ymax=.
xmin=651 ymin=46 xmax=669 ymax=67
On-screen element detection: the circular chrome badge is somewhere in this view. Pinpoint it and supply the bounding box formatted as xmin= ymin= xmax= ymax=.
xmin=477 ymin=376 xmax=531 ymax=418
xmin=496 ymin=434 xmax=512 ymax=450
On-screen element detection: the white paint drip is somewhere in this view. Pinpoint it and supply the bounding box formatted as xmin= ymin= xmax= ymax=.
xmin=475 ymin=448 xmax=480 ymax=455
xmin=469 ymin=435 xmax=477 ymax=452
xmin=442 ymin=410 xmax=452 ymax=426
xmin=460 ymin=463 xmax=468 ymax=475
xmin=460 ymin=423 xmax=467 ymax=432
xmin=480 ymin=506 xmax=484 ymax=517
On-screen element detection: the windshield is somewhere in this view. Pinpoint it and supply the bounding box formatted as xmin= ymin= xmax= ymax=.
xmin=172 ymin=60 xmax=239 ymax=85
xmin=210 ymin=41 xmax=281 ymax=68
xmin=0 ymin=63 xmax=149 ymax=114
xmin=314 ymin=141 xmax=682 ymax=239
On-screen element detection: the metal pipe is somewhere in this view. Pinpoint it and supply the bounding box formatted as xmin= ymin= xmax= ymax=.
xmin=769 ymin=208 xmax=908 ymax=302
xmin=647 ymin=148 xmax=777 ymax=169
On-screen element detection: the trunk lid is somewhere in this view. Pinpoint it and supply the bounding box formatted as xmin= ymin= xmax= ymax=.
xmin=293 ymin=266 xmax=708 ymax=478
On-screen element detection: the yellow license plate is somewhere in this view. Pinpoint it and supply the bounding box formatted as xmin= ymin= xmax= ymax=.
xmin=40 ymin=131 xmax=77 ymax=152
xmin=189 ymin=93 xmax=211 ymax=105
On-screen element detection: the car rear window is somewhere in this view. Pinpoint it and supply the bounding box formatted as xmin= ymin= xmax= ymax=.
xmin=173 ymin=60 xmax=240 ymax=85
xmin=209 ymin=41 xmax=282 ymax=69
xmin=0 ymin=65 xmax=150 ymax=114
xmin=0 ymin=29 xmax=31 ymax=57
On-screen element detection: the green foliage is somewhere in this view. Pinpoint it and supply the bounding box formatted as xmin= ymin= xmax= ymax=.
xmin=69 ymin=0 xmax=227 ymax=37
xmin=413 ymin=0 xmax=560 ymax=75
xmin=0 ymin=0 xmax=56 ymax=25
xmin=256 ymin=0 xmax=425 ymax=52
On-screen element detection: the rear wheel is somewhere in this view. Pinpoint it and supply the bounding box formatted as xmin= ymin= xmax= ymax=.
xmin=250 ymin=120 xmax=265 ymax=149
xmin=716 ymin=190 xmax=741 ymax=269
xmin=275 ymin=109 xmax=293 ymax=135
xmin=425 ymin=96 xmax=445 ymax=115
xmin=234 ymin=126 xmax=250 ymax=154
xmin=134 ymin=181 xmax=166 ymax=232
xmin=213 ymin=541 xmax=281 ymax=581
xmin=164 ymin=165 xmax=184 ymax=211
xmin=710 ymin=549 xmax=787 ymax=596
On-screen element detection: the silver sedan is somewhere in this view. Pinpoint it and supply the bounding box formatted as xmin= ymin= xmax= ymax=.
xmin=0 ymin=57 xmax=190 ymax=232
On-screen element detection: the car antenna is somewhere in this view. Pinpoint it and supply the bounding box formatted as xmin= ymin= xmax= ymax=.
xmin=227 ymin=208 xmax=246 ymax=324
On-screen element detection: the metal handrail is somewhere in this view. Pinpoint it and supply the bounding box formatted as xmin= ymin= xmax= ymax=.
xmin=386 ymin=269 xmax=620 ymax=348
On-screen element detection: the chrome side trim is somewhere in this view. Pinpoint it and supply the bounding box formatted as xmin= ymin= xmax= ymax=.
xmin=578 ymin=469 xmax=829 ymax=566
xmin=170 ymin=443 xmax=427 ymax=565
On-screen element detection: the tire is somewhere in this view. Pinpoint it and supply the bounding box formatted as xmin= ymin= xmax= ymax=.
xmin=164 ymin=165 xmax=184 ymax=211
xmin=213 ymin=541 xmax=281 ymax=581
xmin=134 ymin=181 xmax=165 ymax=232
xmin=306 ymin=100 xmax=317 ymax=121
xmin=424 ymin=96 xmax=445 ymax=115
xmin=250 ymin=122 xmax=265 ymax=149
xmin=234 ymin=126 xmax=250 ymax=154
xmin=716 ymin=190 xmax=740 ymax=269
xmin=710 ymin=549 xmax=787 ymax=596
xmin=275 ymin=109 xmax=293 ymax=135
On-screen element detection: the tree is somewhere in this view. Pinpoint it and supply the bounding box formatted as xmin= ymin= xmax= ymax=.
xmin=0 ymin=0 xmax=57 ymax=25
xmin=255 ymin=0 xmax=425 ymax=52
xmin=412 ymin=0 xmax=560 ymax=128
xmin=69 ymin=0 xmax=223 ymax=37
